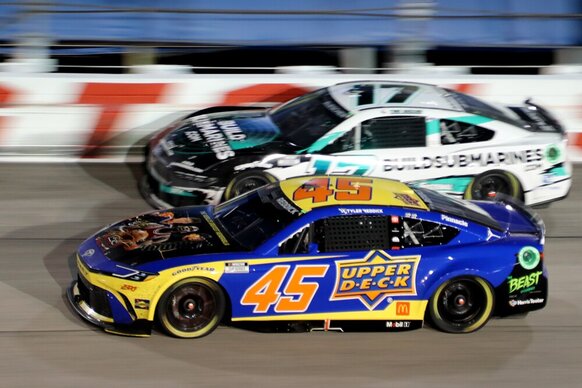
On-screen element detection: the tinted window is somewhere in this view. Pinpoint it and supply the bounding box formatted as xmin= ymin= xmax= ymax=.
xmin=444 ymin=89 xmax=526 ymax=128
xmin=440 ymin=119 xmax=494 ymax=145
xmin=269 ymin=89 xmax=349 ymax=148
xmin=361 ymin=116 xmax=426 ymax=149
xmin=414 ymin=187 xmax=502 ymax=231
xmin=214 ymin=188 xmax=300 ymax=250
xmin=319 ymin=128 xmax=355 ymax=154
xmin=402 ymin=217 xmax=459 ymax=247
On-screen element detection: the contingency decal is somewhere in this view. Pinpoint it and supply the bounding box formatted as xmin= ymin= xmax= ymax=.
xmin=330 ymin=250 xmax=420 ymax=310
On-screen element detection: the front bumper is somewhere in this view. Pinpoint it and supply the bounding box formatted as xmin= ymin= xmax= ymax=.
xmin=67 ymin=278 xmax=152 ymax=337
xmin=140 ymin=172 xmax=225 ymax=209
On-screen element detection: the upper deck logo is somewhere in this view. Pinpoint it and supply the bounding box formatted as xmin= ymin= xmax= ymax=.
xmin=331 ymin=250 xmax=420 ymax=310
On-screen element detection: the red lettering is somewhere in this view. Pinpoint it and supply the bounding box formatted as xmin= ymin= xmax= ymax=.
xmin=77 ymin=82 xmax=170 ymax=158
xmin=221 ymin=83 xmax=312 ymax=105
xmin=0 ymin=84 xmax=19 ymax=143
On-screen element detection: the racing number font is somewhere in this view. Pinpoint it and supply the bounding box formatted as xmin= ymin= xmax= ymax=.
xmin=292 ymin=177 xmax=373 ymax=203
xmin=241 ymin=265 xmax=328 ymax=313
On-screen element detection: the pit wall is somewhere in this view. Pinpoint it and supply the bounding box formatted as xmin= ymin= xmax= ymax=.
xmin=0 ymin=72 xmax=580 ymax=161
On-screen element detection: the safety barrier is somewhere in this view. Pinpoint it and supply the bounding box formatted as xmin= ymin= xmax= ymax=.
xmin=0 ymin=72 xmax=580 ymax=161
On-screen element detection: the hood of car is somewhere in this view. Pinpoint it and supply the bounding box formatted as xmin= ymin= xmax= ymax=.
xmin=162 ymin=111 xmax=281 ymax=161
xmin=87 ymin=207 xmax=241 ymax=267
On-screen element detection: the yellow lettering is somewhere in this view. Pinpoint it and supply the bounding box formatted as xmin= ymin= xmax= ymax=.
xmin=342 ymin=268 xmax=357 ymax=279
xmin=360 ymin=278 xmax=372 ymax=290
xmin=340 ymin=280 xmax=355 ymax=291
xmin=394 ymin=276 xmax=409 ymax=287
xmin=371 ymin=266 xmax=385 ymax=277
xmin=397 ymin=264 xmax=411 ymax=275
xmin=384 ymin=265 xmax=395 ymax=276
xmin=356 ymin=267 xmax=372 ymax=278
xmin=377 ymin=277 xmax=390 ymax=288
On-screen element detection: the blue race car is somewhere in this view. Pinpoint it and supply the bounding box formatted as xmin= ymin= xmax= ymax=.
xmin=68 ymin=176 xmax=547 ymax=338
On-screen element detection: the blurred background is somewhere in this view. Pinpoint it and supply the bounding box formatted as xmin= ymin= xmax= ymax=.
xmin=0 ymin=1 xmax=581 ymax=160
xmin=1 ymin=0 xmax=581 ymax=74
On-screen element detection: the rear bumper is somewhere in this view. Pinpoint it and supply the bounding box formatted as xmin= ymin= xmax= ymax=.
xmin=67 ymin=280 xmax=152 ymax=337
xmin=525 ymin=177 xmax=571 ymax=207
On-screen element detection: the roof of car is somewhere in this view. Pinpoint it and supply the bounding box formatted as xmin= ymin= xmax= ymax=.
xmin=327 ymin=81 xmax=463 ymax=113
xmin=278 ymin=175 xmax=429 ymax=212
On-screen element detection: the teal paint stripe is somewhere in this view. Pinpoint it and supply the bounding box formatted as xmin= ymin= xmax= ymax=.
xmin=229 ymin=134 xmax=277 ymax=150
xmin=449 ymin=115 xmax=493 ymax=125
xmin=549 ymin=166 xmax=567 ymax=176
xmin=414 ymin=177 xmax=473 ymax=193
xmin=306 ymin=132 xmax=345 ymax=153
xmin=160 ymin=184 xmax=197 ymax=197
xmin=426 ymin=120 xmax=440 ymax=136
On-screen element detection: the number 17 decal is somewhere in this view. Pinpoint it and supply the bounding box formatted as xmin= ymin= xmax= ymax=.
xmin=241 ymin=265 xmax=329 ymax=313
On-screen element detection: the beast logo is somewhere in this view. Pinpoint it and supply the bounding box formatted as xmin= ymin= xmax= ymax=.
xmin=330 ymin=250 xmax=420 ymax=310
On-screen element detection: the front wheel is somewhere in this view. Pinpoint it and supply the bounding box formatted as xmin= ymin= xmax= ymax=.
xmin=428 ymin=277 xmax=494 ymax=333
xmin=224 ymin=170 xmax=276 ymax=200
xmin=157 ymin=278 xmax=225 ymax=338
xmin=465 ymin=171 xmax=522 ymax=201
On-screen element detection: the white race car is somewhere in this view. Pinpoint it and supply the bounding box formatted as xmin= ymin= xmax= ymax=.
xmin=143 ymin=81 xmax=571 ymax=208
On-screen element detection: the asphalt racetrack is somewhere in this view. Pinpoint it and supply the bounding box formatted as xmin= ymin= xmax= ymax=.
xmin=1 ymin=163 xmax=581 ymax=387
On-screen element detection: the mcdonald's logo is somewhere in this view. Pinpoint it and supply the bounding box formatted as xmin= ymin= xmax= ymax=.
xmin=396 ymin=302 xmax=410 ymax=316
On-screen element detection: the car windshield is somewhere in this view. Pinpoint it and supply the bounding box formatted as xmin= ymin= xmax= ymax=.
xmin=213 ymin=186 xmax=301 ymax=250
xmin=268 ymin=88 xmax=350 ymax=148
xmin=413 ymin=187 xmax=502 ymax=231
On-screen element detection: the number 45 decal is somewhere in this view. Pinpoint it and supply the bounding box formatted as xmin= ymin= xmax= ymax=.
xmin=241 ymin=265 xmax=328 ymax=313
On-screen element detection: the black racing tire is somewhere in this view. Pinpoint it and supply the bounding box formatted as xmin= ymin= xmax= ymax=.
xmin=428 ymin=277 xmax=494 ymax=334
xmin=464 ymin=170 xmax=522 ymax=201
xmin=223 ymin=170 xmax=277 ymax=200
xmin=157 ymin=278 xmax=225 ymax=339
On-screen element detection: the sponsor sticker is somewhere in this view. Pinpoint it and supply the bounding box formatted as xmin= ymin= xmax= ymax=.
xmin=134 ymin=299 xmax=150 ymax=310
xmin=509 ymin=298 xmax=544 ymax=307
xmin=121 ymin=284 xmax=137 ymax=292
xmin=507 ymin=271 xmax=543 ymax=294
xmin=225 ymin=262 xmax=249 ymax=274
xmin=331 ymin=250 xmax=419 ymax=310
xmin=383 ymin=149 xmax=543 ymax=172
xmin=338 ymin=208 xmax=383 ymax=215
xmin=171 ymin=266 xmax=215 ymax=276
xmin=394 ymin=193 xmax=421 ymax=207
xmin=395 ymin=301 xmax=410 ymax=316
xmin=441 ymin=214 xmax=469 ymax=228
xmin=386 ymin=321 xmax=411 ymax=328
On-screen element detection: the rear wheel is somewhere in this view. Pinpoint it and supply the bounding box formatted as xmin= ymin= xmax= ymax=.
xmin=224 ymin=170 xmax=276 ymax=200
xmin=465 ymin=171 xmax=522 ymax=201
xmin=157 ymin=278 xmax=225 ymax=338
xmin=429 ymin=277 xmax=494 ymax=333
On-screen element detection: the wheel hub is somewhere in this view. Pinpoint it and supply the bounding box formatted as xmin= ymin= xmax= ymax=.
xmin=183 ymin=299 xmax=196 ymax=312
xmin=455 ymin=295 xmax=466 ymax=307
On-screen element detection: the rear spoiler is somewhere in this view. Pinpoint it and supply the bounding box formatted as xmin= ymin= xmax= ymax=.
xmin=508 ymin=99 xmax=565 ymax=136
xmin=494 ymin=193 xmax=546 ymax=241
